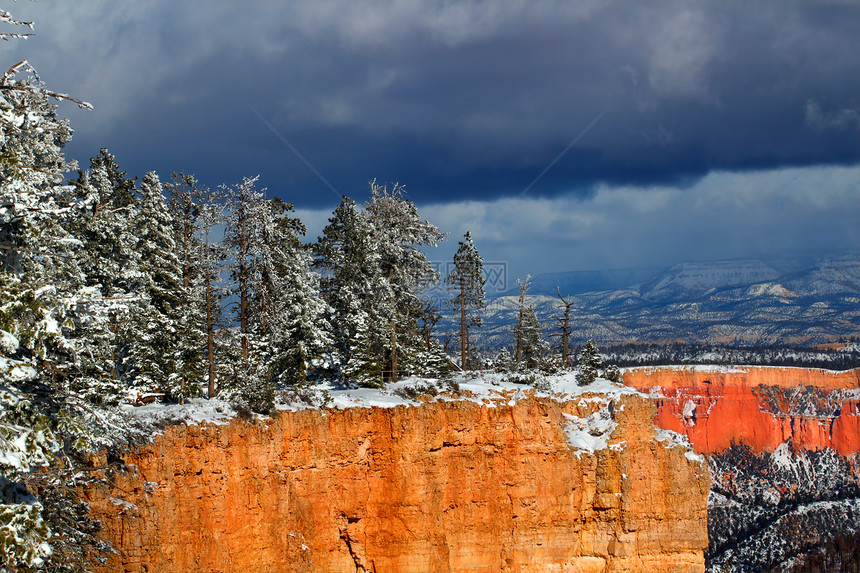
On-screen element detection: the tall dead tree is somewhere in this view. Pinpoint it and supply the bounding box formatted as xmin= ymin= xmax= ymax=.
xmin=554 ymin=286 xmax=574 ymax=368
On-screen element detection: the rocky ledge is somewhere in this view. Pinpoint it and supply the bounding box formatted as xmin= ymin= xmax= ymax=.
xmin=84 ymin=380 xmax=709 ymax=572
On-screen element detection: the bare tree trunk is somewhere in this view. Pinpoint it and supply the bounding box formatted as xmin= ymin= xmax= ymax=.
xmin=424 ymin=324 xmax=431 ymax=349
xmin=460 ymin=277 xmax=467 ymax=370
xmin=203 ymin=223 xmax=218 ymax=398
xmin=206 ymin=272 xmax=216 ymax=398
xmin=389 ymin=267 xmax=397 ymax=383
xmin=181 ymin=195 xmax=192 ymax=291
xmin=562 ymin=323 xmax=569 ymax=366
xmin=238 ymin=209 xmax=249 ymax=361
xmin=390 ymin=324 xmax=397 ymax=382
xmin=109 ymin=312 xmax=119 ymax=381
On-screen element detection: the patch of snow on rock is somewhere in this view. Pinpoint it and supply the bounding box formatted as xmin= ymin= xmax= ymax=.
xmin=562 ymin=404 xmax=617 ymax=458
xmin=122 ymin=398 xmax=237 ymax=431
xmin=0 ymin=329 xmax=19 ymax=354
xmin=655 ymin=427 xmax=704 ymax=463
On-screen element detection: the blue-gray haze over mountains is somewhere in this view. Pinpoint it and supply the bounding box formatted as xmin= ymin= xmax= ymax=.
xmin=460 ymin=255 xmax=860 ymax=349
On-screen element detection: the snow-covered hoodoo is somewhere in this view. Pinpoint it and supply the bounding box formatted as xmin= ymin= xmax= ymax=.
xmin=84 ymin=390 xmax=709 ymax=572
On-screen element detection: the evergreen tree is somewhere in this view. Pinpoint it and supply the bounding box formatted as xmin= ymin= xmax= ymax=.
xmin=446 ymin=231 xmax=485 ymax=371
xmin=269 ymin=242 xmax=332 ymax=386
xmin=603 ymin=363 xmax=621 ymax=383
xmin=221 ymin=180 xmax=332 ymax=407
xmin=249 ymin=197 xmax=331 ymax=389
xmin=421 ymin=341 xmax=454 ymax=379
xmin=313 ymin=196 xmax=392 ymax=386
xmin=363 ymin=180 xmax=445 ymax=382
xmin=70 ymin=150 xmax=141 ymax=406
xmin=413 ymin=297 xmax=452 ymax=379
xmin=519 ymin=306 xmax=547 ymax=370
xmin=223 ymin=176 xmax=260 ymax=362
xmin=0 ymin=63 xmax=73 ymax=568
xmin=124 ymin=172 xmax=191 ymax=401
xmin=577 ymin=340 xmax=603 ymax=386
xmin=165 ymin=173 xmax=208 ymax=403
xmin=0 ymin=17 xmax=115 ymax=566
xmin=195 ymin=201 xmax=226 ymax=398
xmin=72 ymin=149 xmax=139 ymax=298
xmin=166 ymin=173 xmax=201 ymax=292
xmin=222 ymin=176 xmax=266 ymax=405
xmin=513 ymin=275 xmax=531 ymax=366
xmin=495 ymin=347 xmax=514 ymax=373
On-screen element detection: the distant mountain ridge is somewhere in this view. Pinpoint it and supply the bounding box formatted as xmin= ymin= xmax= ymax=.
xmin=496 ymin=266 xmax=664 ymax=297
xmin=465 ymin=255 xmax=860 ymax=349
xmin=638 ymin=260 xmax=781 ymax=301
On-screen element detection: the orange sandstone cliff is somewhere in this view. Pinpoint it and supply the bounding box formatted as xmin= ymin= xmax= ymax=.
xmin=622 ymin=366 xmax=860 ymax=455
xmin=85 ymin=394 xmax=709 ymax=572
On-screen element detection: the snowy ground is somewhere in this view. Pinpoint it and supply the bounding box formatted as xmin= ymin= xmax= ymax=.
xmin=121 ymin=372 xmax=644 ymax=432
xmin=121 ymin=397 xmax=238 ymax=433
xmin=283 ymin=372 xmax=642 ymax=412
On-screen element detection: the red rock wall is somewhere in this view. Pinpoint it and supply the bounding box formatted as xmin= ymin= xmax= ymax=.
xmin=85 ymin=395 xmax=709 ymax=572
xmin=622 ymin=366 xmax=860 ymax=455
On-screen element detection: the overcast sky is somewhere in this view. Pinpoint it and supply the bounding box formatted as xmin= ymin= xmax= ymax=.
xmin=5 ymin=1 xmax=860 ymax=283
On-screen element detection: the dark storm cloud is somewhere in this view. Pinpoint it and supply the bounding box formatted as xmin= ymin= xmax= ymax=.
xmin=6 ymin=1 xmax=860 ymax=206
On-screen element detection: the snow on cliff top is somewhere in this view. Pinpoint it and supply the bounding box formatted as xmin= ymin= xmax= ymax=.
xmin=279 ymin=371 xmax=643 ymax=413
xmin=122 ymin=398 xmax=238 ymax=430
xmin=623 ymin=364 xmax=855 ymax=375
xmin=121 ymin=372 xmax=644 ymax=430
xmin=623 ymin=364 xmax=748 ymax=375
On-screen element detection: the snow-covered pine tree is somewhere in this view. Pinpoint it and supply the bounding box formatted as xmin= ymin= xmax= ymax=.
xmin=195 ymin=200 xmax=226 ymax=398
xmin=246 ymin=196 xmax=299 ymax=340
xmin=363 ymin=180 xmax=445 ymax=381
xmin=72 ymin=149 xmax=139 ymax=297
xmin=0 ymin=11 xmax=107 ymax=566
xmin=603 ymin=363 xmax=621 ymax=383
xmin=577 ymin=340 xmax=603 ymax=386
xmin=165 ymin=173 xmax=208 ymax=404
xmin=446 ymin=231 xmax=485 ymax=371
xmin=221 ymin=176 xmax=267 ymax=406
xmin=513 ymin=275 xmax=531 ymax=367
xmin=223 ymin=176 xmax=262 ymax=364
xmin=421 ymin=341 xmax=454 ymax=379
xmin=69 ymin=150 xmax=141 ymax=406
xmin=255 ymin=198 xmax=332 ymax=388
xmin=414 ymin=297 xmax=452 ymax=379
xmin=124 ymin=172 xmax=192 ymax=401
xmin=166 ymin=173 xmax=201 ymax=292
xmin=313 ymin=196 xmax=393 ymax=386
xmin=519 ymin=306 xmax=547 ymax=370
xmin=222 ymin=179 xmax=331 ymax=408
xmin=495 ymin=347 xmax=514 ymax=373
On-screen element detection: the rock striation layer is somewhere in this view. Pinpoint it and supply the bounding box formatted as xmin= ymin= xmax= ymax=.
xmin=622 ymin=365 xmax=860 ymax=571
xmin=85 ymin=394 xmax=709 ymax=572
xmin=622 ymin=366 xmax=860 ymax=455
